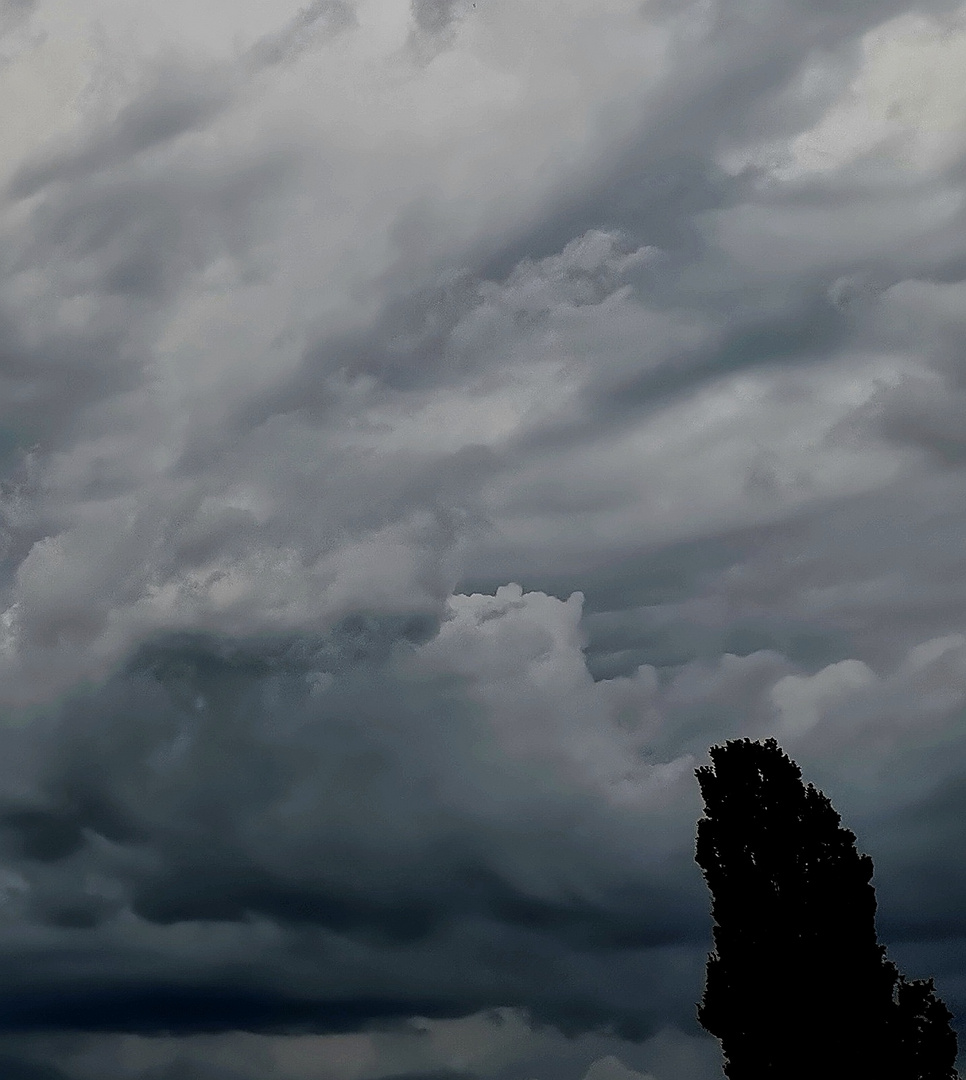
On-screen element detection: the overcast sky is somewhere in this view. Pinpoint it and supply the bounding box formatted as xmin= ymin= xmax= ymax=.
xmin=1 ymin=0 xmax=966 ymax=1076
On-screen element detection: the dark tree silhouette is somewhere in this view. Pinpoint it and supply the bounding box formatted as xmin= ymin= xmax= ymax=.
xmin=894 ymin=975 xmax=961 ymax=1080
xmin=695 ymin=737 xmax=959 ymax=1080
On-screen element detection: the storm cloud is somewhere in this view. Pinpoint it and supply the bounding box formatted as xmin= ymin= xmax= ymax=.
xmin=1 ymin=0 xmax=966 ymax=1077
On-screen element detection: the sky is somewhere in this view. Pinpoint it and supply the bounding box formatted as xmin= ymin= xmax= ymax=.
xmin=1 ymin=0 xmax=966 ymax=1076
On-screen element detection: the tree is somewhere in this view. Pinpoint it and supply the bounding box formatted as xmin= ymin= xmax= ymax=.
xmin=694 ymin=737 xmax=959 ymax=1080
xmin=894 ymin=975 xmax=960 ymax=1080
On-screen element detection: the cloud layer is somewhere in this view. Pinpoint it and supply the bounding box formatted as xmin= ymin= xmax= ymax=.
xmin=2 ymin=0 xmax=966 ymax=1076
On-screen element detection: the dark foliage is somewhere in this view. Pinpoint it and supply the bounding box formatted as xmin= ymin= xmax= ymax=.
xmin=894 ymin=975 xmax=961 ymax=1080
xmin=695 ymin=737 xmax=959 ymax=1080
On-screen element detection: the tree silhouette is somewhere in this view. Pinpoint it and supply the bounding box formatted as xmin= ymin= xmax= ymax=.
xmin=894 ymin=975 xmax=960 ymax=1080
xmin=695 ymin=737 xmax=959 ymax=1080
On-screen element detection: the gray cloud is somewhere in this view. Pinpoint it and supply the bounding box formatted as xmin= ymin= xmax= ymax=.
xmin=7 ymin=65 xmax=234 ymax=200
xmin=373 ymin=1073 xmax=478 ymax=1080
xmin=0 ymin=1057 xmax=72 ymax=1080
xmin=0 ymin=599 xmax=707 ymax=1039
xmin=0 ymin=0 xmax=35 ymax=41
xmin=2 ymin=0 xmax=966 ymax=1074
xmin=248 ymin=1 xmax=356 ymax=69
xmin=411 ymin=0 xmax=460 ymax=36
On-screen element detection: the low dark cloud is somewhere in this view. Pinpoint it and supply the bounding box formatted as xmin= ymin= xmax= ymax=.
xmin=0 ymin=1057 xmax=71 ymax=1080
xmin=0 ymin=618 xmax=706 ymax=1041
xmin=377 ymin=1072 xmax=479 ymax=1080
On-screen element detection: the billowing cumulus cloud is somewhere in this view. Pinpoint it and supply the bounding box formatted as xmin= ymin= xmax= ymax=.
xmin=1 ymin=0 xmax=966 ymax=1076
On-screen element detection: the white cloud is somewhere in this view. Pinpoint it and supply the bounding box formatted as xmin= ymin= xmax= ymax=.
xmin=772 ymin=659 xmax=878 ymax=736
xmin=583 ymin=1056 xmax=656 ymax=1080
xmin=718 ymin=4 xmax=966 ymax=179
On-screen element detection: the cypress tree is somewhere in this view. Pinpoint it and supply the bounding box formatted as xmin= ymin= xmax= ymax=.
xmin=695 ymin=737 xmax=959 ymax=1080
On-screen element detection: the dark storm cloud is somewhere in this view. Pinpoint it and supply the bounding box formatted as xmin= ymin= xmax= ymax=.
xmin=3 ymin=0 xmax=966 ymax=1075
xmin=0 ymin=804 xmax=85 ymax=862
xmin=853 ymin=737 xmax=966 ymax=949
xmin=0 ymin=1057 xmax=72 ymax=1080
xmin=0 ymin=619 xmax=707 ymax=1039
xmin=378 ymin=1073 xmax=479 ymax=1080
xmin=0 ymin=605 xmax=958 ymax=1050
xmin=132 ymin=1063 xmax=251 ymax=1080
xmin=0 ymin=984 xmax=467 ymax=1035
